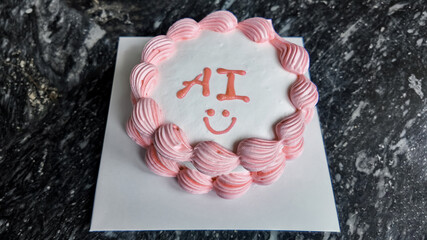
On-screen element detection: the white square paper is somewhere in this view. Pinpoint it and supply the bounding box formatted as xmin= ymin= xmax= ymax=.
xmin=90 ymin=37 xmax=340 ymax=231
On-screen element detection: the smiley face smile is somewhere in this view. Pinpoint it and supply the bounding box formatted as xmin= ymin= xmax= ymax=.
xmin=203 ymin=109 xmax=236 ymax=135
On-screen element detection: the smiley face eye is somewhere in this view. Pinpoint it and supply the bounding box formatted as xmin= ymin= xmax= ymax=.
xmin=206 ymin=109 xmax=231 ymax=117
xmin=222 ymin=110 xmax=230 ymax=117
xmin=206 ymin=109 xmax=215 ymax=116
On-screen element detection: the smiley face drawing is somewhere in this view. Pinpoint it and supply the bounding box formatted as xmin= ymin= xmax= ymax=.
xmin=203 ymin=109 xmax=237 ymax=135
xmin=177 ymin=67 xmax=248 ymax=135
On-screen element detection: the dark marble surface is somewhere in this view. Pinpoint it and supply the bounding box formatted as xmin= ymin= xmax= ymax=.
xmin=1 ymin=0 xmax=426 ymax=239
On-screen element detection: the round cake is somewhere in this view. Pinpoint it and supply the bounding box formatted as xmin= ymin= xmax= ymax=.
xmin=126 ymin=11 xmax=318 ymax=199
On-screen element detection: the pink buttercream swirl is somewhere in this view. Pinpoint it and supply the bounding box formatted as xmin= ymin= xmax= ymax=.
xmin=237 ymin=138 xmax=285 ymax=172
xmin=301 ymin=107 xmax=315 ymax=123
xmin=130 ymin=62 xmax=158 ymax=99
xmin=192 ymin=141 xmax=240 ymax=176
xmin=141 ymin=36 xmax=174 ymax=65
xmin=252 ymin=158 xmax=286 ymax=185
xmin=177 ymin=168 xmax=213 ymax=194
xmin=167 ymin=18 xmax=201 ymax=41
xmin=290 ymin=74 xmax=319 ymax=111
xmin=275 ymin=111 xmax=305 ymax=144
xmin=271 ymin=37 xmax=310 ymax=75
xmin=153 ymin=123 xmax=193 ymax=162
xmin=126 ymin=118 xmax=152 ymax=147
xmin=283 ymin=137 xmax=304 ymax=160
xmin=145 ymin=145 xmax=180 ymax=177
xmin=126 ymin=11 xmax=319 ymax=199
xmin=199 ymin=11 xmax=238 ymax=32
xmin=275 ymin=111 xmax=305 ymax=160
xmin=213 ymin=172 xmax=253 ymax=199
xmin=237 ymin=17 xmax=276 ymax=43
xmin=131 ymin=98 xmax=163 ymax=137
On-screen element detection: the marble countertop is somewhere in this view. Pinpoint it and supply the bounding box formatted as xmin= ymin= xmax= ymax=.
xmin=1 ymin=0 xmax=425 ymax=239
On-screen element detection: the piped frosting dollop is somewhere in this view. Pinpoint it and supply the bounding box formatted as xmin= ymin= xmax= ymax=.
xmin=237 ymin=138 xmax=285 ymax=172
xmin=238 ymin=17 xmax=276 ymax=43
xmin=141 ymin=36 xmax=175 ymax=65
xmin=271 ymin=38 xmax=310 ymax=75
xmin=289 ymin=74 xmax=319 ymax=110
xmin=177 ymin=168 xmax=213 ymax=194
xmin=199 ymin=11 xmax=238 ymax=32
xmin=251 ymin=158 xmax=286 ymax=185
xmin=145 ymin=145 xmax=180 ymax=177
xmin=153 ymin=124 xmax=193 ymax=162
xmin=126 ymin=118 xmax=152 ymax=147
xmin=213 ymin=172 xmax=253 ymax=199
xmin=130 ymin=62 xmax=158 ymax=99
xmin=167 ymin=18 xmax=201 ymax=41
xmin=192 ymin=141 xmax=240 ymax=176
xmin=131 ymin=98 xmax=163 ymax=137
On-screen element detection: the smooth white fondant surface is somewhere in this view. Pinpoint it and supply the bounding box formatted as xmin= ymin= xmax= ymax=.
xmin=152 ymin=30 xmax=297 ymax=150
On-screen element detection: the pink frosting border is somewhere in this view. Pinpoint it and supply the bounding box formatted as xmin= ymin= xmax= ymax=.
xmin=127 ymin=11 xmax=318 ymax=199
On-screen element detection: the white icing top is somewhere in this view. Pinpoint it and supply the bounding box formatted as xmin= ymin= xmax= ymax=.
xmin=152 ymin=29 xmax=296 ymax=150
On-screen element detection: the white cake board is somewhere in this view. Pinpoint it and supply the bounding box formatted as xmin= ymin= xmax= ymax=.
xmin=90 ymin=37 xmax=340 ymax=232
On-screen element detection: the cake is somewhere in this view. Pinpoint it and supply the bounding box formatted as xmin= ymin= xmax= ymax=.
xmin=126 ymin=11 xmax=318 ymax=199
